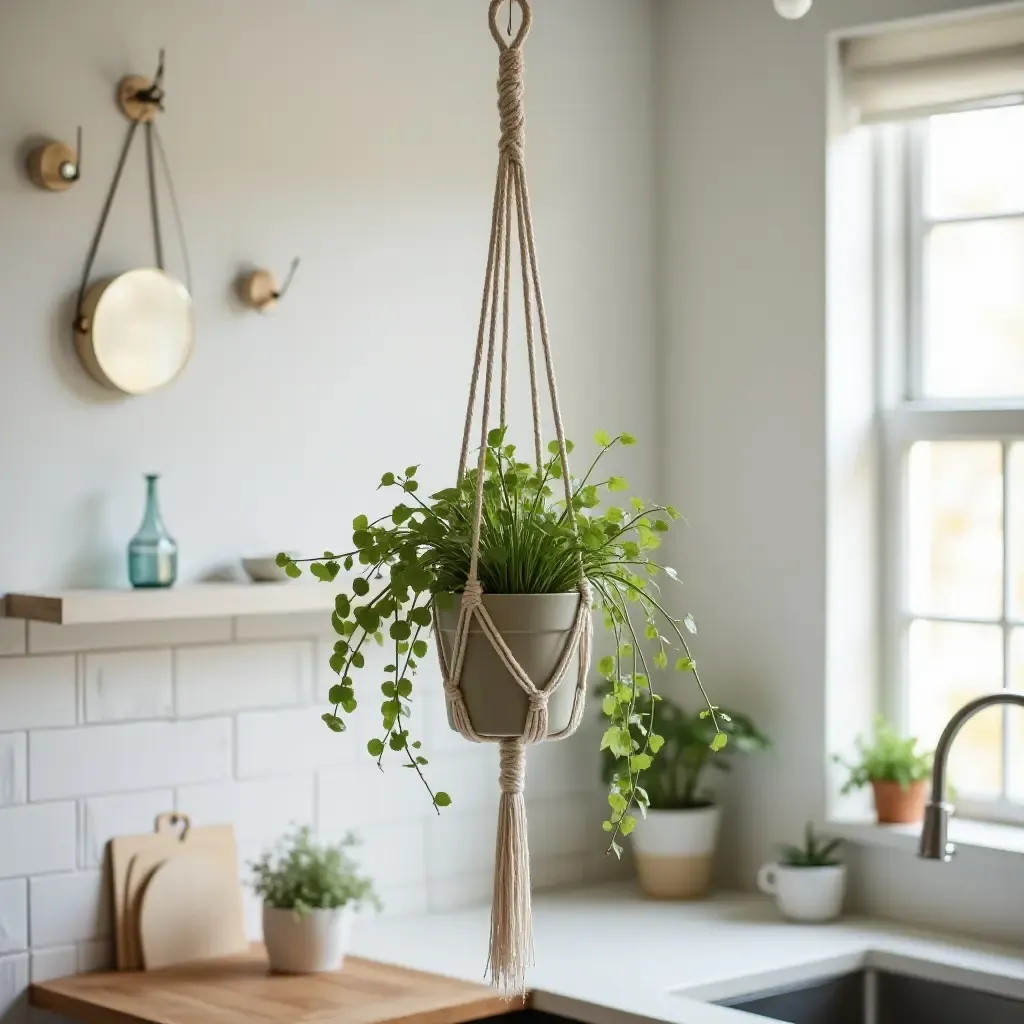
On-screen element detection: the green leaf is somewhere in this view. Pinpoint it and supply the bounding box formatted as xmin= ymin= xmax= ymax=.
xmin=410 ymin=607 xmax=432 ymax=627
xmin=597 ymin=655 xmax=615 ymax=679
xmin=412 ymin=640 xmax=429 ymax=658
xmin=389 ymin=733 xmax=406 ymax=751
xmin=653 ymin=651 xmax=668 ymax=670
xmin=367 ymin=738 xmax=385 ymax=757
xmin=380 ymin=472 xmax=396 ymax=487
xmin=600 ymin=727 xmax=620 ymax=752
xmin=352 ymin=578 xmax=370 ymax=597
xmin=405 ymin=465 xmax=418 ymax=477
xmin=329 ymin=653 xmax=344 ymax=676
xmin=341 ymin=697 xmax=357 ymax=714
xmin=594 ymin=430 xmax=612 ymax=447
xmin=608 ymin=476 xmax=629 ymax=492
xmin=353 ymin=514 xmax=369 ymax=531
xmin=285 ymin=563 xmax=301 ymax=579
xmin=608 ymin=791 xmax=627 ymax=813
xmin=335 ymin=594 xmax=351 ymax=618
xmin=389 ymin=620 xmax=412 ymax=641
xmin=620 ymin=433 xmax=637 ymax=446
xmin=675 ymin=656 xmax=695 ymax=673
xmin=648 ymin=733 xmax=665 ymax=753
xmin=487 ymin=427 xmax=507 ymax=448
xmin=351 ymin=651 xmax=365 ymax=669
xmin=434 ymin=792 xmax=452 ymax=808
xmin=711 ymin=732 xmax=729 ymax=752
xmin=328 ymin=683 xmax=346 ymax=704
xmin=630 ymin=754 xmax=653 ymax=771
xmin=601 ymin=695 xmax=617 ymax=716
xmin=381 ymin=681 xmax=396 ymax=698
xmin=397 ymin=679 xmax=413 ymax=698
xmin=321 ymin=713 xmax=344 ymax=733
xmin=416 ymin=756 xmax=428 ymax=765
xmin=654 ymin=520 xmax=670 ymax=533
xmin=620 ymin=815 xmax=636 ymax=836
xmin=275 ymin=552 xmax=290 ymax=568
xmin=602 ymin=820 xmax=614 ymax=832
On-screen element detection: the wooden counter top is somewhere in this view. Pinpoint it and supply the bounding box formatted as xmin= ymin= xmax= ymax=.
xmin=29 ymin=946 xmax=522 ymax=1024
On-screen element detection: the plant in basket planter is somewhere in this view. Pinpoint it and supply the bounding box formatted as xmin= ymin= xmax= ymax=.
xmin=599 ymin=690 xmax=769 ymax=899
xmin=250 ymin=826 xmax=380 ymax=974
xmin=834 ymin=716 xmax=933 ymax=824
xmin=757 ymin=823 xmax=845 ymax=923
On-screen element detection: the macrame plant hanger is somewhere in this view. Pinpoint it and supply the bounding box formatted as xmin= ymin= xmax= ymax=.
xmin=437 ymin=0 xmax=593 ymax=996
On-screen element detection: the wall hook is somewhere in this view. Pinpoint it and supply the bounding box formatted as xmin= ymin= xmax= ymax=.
xmin=241 ymin=257 xmax=301 ymax=314
xmin=118 ymin=49 xmax=167 ymax=123
xmin=27 ymin=126 xmax=82 ymax=192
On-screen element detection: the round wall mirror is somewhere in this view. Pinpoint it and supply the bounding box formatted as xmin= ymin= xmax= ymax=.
xmin=75 ymin=268 xmax=194 ymax=395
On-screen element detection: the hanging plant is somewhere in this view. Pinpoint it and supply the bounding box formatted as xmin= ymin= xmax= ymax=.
xmin=279 ymin=0 xmax=722 ymax=993
xmin=279 ymin=429 xmax=722 ymax=846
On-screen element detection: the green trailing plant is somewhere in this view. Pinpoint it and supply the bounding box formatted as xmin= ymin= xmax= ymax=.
xmin=779 ymin=823 xmax=842 ymax=868
xmin=278 ymin=429 xmax=724 ymax=856
xmin=834 ymin=716 xmax=933 ymax=793
xmin=249 ymin=826 xmax=380 ymax=916
xmin=600 ymin=691 xmax=769 ymax=810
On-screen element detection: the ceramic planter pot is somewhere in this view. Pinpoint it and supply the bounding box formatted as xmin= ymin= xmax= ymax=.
xmin=632 ymin=805 xmax=721 ymax=900
xmin=435 ymin=592 xmax=589 ymax=738
xmin=757 ymin=862 xmax=847 ymax=923
xmin=262 ymin=905 xmax=352 ymax=974
xmin=872 ymin=779 xmax=927 ymax=824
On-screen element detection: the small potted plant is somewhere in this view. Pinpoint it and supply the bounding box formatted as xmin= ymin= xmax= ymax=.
xmin=250 ymin=826 xmax=380 ymax=974
xmin=834 ymin=717 xmax=933 ymax=824
xmin=757 ymin=823 xmax=845 ymax=923
xmin=601 ymin=691 xmax=769 ymax=899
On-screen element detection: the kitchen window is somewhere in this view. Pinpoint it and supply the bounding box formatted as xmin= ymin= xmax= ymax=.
xmin=880 ymin=103 xmax=1024 ymax=822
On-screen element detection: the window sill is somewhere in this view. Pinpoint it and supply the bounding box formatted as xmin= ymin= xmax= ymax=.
xmin=824 ymin=817 xmax=1024 ymax=859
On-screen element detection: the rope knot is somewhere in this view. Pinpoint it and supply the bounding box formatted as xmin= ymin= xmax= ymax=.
xmin=578 ymin=578 xmax=593 ymax=607
xmin=498 ymin=738 xmax=526 ymax=794
xmin=527 ymin=689 xmax=548 ymax=713
xmin=461 ymin=580 xmax=484 ymax=610
xmin=497 ymin=47 xmax=525 ymax=165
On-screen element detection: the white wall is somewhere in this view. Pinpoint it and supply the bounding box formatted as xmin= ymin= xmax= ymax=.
xmin=655 ymin=0 xmax=1001 ymax=893
xmin=0 ymin=1 xmax=654 ymax=1019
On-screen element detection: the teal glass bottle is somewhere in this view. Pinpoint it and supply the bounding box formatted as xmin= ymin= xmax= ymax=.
xmin=128 ymin=474 xmax=178 ymax=588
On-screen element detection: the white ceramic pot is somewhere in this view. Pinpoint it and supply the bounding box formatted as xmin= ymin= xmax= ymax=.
xmin=756 ymin=862 xmax=847 ymax=923
xmin=262 ymin=905 xmax=353 ymax=974
xmin=632 ymin=805 xmax=721 ymax=900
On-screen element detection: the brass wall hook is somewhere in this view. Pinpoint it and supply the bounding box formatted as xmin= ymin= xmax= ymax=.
xmin=118 ymin=49 xmax=167 ymax=123
xmin=27 ymin=126 xmax=82 ymax=192
xmin=241 ymin=257 xmax=301 ymax=314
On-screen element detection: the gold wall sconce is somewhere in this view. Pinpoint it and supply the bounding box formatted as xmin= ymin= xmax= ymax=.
xmin=27 ymin=127 xmax=82 ymax=192
xmin=241 ymin=258 xmax=301 ymax=313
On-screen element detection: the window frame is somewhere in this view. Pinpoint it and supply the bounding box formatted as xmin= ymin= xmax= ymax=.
xmin=878 ymin=113 xmax=1024 ymax=824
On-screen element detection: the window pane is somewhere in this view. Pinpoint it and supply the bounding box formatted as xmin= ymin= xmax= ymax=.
xmin=926 ymin=106 xmax=1024 ymax=219
xmin=909 ymin=620 xmax=1002 ymax=798
xmin=1008 ymin=630 xmax=1024 ymax=802
xmin=908 ymin=442 xmax=1003 ymax=619
xmin=922 ymin=220 xmax=1024 ymax=398
xmin=1010 ymin=444 xmax=1024 ymax=619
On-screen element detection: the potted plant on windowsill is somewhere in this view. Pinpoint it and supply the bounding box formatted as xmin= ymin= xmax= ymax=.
xmin=600 ymin=691 xmax=770 ymax=899
xmin=251 ymin=827 xmax=380 ymax=974
xmin=834 ymin=717 xmax=933 ymax=824
xmin=757 ymin=823 xmax=845 ymax=923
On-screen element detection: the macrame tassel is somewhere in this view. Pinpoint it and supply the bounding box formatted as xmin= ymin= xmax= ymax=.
xmin=488 ymin=737 xmax=533 ymax=995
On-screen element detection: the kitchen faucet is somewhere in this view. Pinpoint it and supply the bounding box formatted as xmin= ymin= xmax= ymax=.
xmin=918 ymin=691 xmax=1024 ymax=861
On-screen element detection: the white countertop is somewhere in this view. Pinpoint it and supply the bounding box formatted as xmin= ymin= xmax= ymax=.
xmin=353 ymin=883 xmax=1024 ymax=1024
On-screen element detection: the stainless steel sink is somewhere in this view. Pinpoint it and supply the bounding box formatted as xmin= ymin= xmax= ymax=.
xmin=717 ymin=967 xmax=1024 ymax=1023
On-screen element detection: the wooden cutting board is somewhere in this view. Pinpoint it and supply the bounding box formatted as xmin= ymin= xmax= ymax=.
xmin=138 ymin=853 xmax=248 ymax=969
xmin=31 ymin=949 xmax=522 ymax=1024
xmin=110 ymin=813 xmax=243 ymax=970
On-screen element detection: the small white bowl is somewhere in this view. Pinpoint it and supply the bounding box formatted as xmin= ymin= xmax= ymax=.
xmin=242 ymin=555 xmax=294 ymax=583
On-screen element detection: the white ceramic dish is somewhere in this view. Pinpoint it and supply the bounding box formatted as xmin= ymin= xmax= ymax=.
xmin=242 ymin=555 xmax=294 ymax=583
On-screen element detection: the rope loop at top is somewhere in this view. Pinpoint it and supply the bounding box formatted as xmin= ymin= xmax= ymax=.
xmin=489 ymin=0 xmax=532 ymax=52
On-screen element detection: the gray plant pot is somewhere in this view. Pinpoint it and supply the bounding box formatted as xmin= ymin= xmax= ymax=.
xmin=434 ymin=592 xmax=590 ymax=738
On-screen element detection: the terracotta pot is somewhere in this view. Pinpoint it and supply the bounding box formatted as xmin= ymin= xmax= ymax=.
xmin=632 ymin=805 xmax=721 ymax=900
xmin=435 ymin=592 xmax=590 ymax=738
xmin=872 ymin=779 xmax=927 ymax=824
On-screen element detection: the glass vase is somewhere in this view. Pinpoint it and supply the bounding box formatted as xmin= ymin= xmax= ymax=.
xmin=128 ymin=474 xmax=178 ymax=588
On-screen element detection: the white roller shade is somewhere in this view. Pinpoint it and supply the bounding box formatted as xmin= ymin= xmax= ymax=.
xmin=842 ymin=6 xmax=1024 ymax=124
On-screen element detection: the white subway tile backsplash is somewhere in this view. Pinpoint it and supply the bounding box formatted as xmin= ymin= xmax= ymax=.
xmin=236 ymin=708 xmax=355 ymax=778
xmin=353 ymin=822 xmax=427 ymax=888
xmin=235 ymin=613 xmax=333 ymax=642
xmin=532 ymin=853 xmax=586 ymax=890
xmin=30 ymin=719 xmax=232 ymax=800
xmin=0 ymin=735 xmax=26 ymax=807
xmin=0 ymin=804 xmax=76 ymax=879
xmin=29 ymin=946 xmax=77 ymax=983
xmin=426 ymin=871 xmax=492 ymax=913
xmin=83 ymin=650 xmax=173 ymax=723
xmin=80 ymin=790 xmax=174 ymax=869
xmin=527 ymin=797 xmax=590 ymax=859
xmin=0 ymin=621 xmax=26 ymax=657
xmin=525 ymin=732 xmax=597 ymax=802
xmin=424 ymin=804 xmax=497 ymax=880
xmin=28 ymin=618 xmax=232 ymax=655
xmin=77 ymin=937 xmax=113 ymax=973
xmin=29 ymin=873 xmax=108 ymax=946
xmin=0 ymin=657 xmax=76 ymax=730
xmin=177 ymin=775 xmax=314 ymax=857
xmin=0 ymin=881 xmax=27 ymax=953
xmin=175 ymin=642 xmax=312 ymax=717
xmin=0 ymin=954 xmax=28 ymax=1020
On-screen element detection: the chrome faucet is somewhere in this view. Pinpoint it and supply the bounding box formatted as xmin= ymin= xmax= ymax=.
xmin=918 ymin=691 xmax=1024 ymax=861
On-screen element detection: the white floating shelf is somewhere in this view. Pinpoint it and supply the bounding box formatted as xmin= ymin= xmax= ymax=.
xmin=3 ymin=583 xmax=337 ymax=626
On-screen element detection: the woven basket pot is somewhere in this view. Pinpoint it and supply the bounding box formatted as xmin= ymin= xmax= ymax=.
xmin=435 ymin=592 xmax=589 ymax=738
